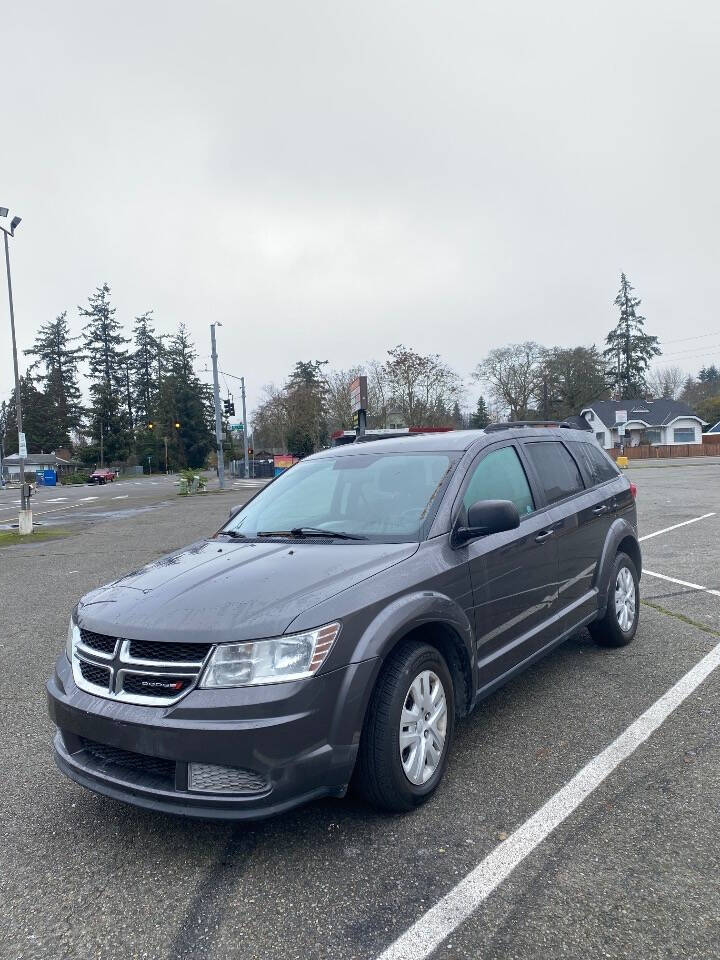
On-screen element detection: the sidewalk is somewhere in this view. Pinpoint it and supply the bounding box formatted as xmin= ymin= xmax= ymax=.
xmin=624 ymin=456 xmax=720 ymax=469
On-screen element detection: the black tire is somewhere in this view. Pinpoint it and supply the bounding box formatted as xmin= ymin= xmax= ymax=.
xmin=590 ymin=551 xmax=639 ymax=647
xmin=354 ymin=641 xmax=455 ymax=813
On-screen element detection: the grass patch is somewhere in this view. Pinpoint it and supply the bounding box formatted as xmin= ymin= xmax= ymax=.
xmin=0 ymin=527 xmax=72 ymax=548
xmin=641 ymin=599 xmax=720 ymax=639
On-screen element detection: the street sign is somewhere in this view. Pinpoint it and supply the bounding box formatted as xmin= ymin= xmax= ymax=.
xmin=615 ymin=410 xmax=628 ymax=423
xmin=18 ymin=432 xmax=27 ymax=458
xmin=230 ymin=423 xmax=244 ymax=432
xmin=618 ymin=424 xmax=626 ymax=437
xmin=350 ymin=376 xmax=368 ymax=413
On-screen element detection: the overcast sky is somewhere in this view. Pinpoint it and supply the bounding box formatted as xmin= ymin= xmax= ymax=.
xmin=3 ymin=0 xmax=720 ymax=418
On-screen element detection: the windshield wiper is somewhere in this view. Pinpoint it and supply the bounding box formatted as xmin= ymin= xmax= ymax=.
xmin=220 ymin=530 xmax=247 ymax=539
xmin=257 ymin=527 xmax=367 ymax=541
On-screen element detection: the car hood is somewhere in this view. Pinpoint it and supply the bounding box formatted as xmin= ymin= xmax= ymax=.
xmin=77 ymin=539 xmax=418 ymax=643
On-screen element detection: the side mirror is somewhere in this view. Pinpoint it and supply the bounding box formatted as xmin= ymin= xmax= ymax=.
xmin=229 ymin=504 xmax=242 ymax=519
xmin=453 ymin=499 xmax=520 ymax=546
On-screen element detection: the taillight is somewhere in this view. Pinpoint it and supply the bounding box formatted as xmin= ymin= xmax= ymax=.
xmin=629 ymin=482 xmax=637 ymax=499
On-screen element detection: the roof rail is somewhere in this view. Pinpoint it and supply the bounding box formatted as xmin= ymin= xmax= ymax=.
xmin=484 ymin=420 xmax=573 ymax=432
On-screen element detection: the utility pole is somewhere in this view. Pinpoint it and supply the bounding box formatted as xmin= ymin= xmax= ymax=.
xmin=164 ymin=436 xmax=168 ymax=474
xmin=241 ymin=376 xmax=249 ymax=480
xmin=99 ymin=419 xmax=104 ymax=467
xmin=2 ymin=209 xmax=31 ymax=532
xmin=210 ymin=322 xmax=225 ymax=489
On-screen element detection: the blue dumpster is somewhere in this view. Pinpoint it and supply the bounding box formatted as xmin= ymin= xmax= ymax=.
xmin=43 ymin=469 xmax=57 ymax=486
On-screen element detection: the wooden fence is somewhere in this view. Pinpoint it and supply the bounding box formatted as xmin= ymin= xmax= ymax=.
xmin=607 ymin=443 xmax=720 ymax=460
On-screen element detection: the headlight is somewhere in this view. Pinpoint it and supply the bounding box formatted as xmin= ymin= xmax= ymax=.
xmin=200 ymin=622 xmax=341 ymax=688
xmin=66 ymin=617 xmax=80 ymax=661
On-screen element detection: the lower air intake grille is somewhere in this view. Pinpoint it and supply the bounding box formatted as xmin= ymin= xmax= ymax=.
xmin=78 ymin=737 xmax=175 ymax=784
xmin=188 ymin=762 xmax=269 ymax=795
xmin=79 ymin=660 xmax=111 ymax=688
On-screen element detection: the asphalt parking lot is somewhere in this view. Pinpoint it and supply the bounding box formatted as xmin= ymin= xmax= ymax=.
xmin=2 ymin=463 xmax=719 ymax=960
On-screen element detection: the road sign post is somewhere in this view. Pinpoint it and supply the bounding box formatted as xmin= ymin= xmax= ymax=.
xmin=350 ymin=376 xmax=368 ymax=438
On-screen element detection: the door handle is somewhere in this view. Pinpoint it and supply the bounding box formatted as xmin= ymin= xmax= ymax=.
xmin=592 ymin=505 xmax=609 ymax=515
xmin=535 ymin=529 xmax=555 ymax=543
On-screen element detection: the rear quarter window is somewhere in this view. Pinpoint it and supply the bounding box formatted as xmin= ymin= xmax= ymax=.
xmin=570 ymin=440 xmax=620 ymax=485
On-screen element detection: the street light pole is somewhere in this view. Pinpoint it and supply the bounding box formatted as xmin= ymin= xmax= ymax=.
xmin=241 ymin=376 xmax=250 ymax=479
xmin=2 ymin=211 xmax=31 ymax=531
xmin=210 ymin=322 xmax=225 ymax=489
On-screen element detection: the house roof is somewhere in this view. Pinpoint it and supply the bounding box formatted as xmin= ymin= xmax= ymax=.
xmin=581 ymin=398 xmax=704 ymax=429
xmin=3 ymin=453 xmax=81 ymax=466
xmin=707 ymin=421 xmax=720 ymax=434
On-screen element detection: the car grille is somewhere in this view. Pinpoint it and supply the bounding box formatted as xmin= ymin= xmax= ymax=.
xmin=78 ymin=737 xmax=175 ymax=784
xmin=72 ymin=631 xmax=212 ymax=706
xmin=79 ymin=660 xmax=111 ymax=689
xmin=188 ymin=762 xmax=270 ymax=795
xmin=128 ymin=639 xmax=211 ymax=663
xmin=79 ymin=629 xmax=117 ymax=655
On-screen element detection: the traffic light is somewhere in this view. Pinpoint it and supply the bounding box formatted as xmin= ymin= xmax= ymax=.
xmin=174 ymin=422 xmax=181 ymax=429
xmin=223 ymin=398 xmax=235 ymax=417
xmin=248 ymin=447 xmax=253 ymax=456
xmin=147 ymin=422 xmax=154 ymax=430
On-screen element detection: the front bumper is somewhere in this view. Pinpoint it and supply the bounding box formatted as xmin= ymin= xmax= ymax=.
xmin=47 ymin=653 xmax=378 ymax=820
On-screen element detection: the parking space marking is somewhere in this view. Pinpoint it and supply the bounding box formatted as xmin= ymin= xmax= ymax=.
xmin=639 ymin=512 xmax=715 ymax=542
xmin=112 ymin=495 xmax=129 ymax=500
xmin=643 ymin=569 xmax=720 ymax=598
xmin=378 ymin=610 xmax=720 ymax=960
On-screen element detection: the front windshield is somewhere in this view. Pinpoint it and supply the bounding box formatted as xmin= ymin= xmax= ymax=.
xmin=221 ymin=451 xmax=460 ymax=543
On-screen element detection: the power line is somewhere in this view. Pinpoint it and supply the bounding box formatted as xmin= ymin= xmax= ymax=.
xmin=660 ymin=330 xmax=720 ymax=345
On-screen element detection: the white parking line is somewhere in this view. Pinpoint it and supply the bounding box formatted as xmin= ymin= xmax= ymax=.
xmin=112 ymin=495 xmax=129 ymax=500
xmin=639 ymin=512 xmax=715 ymax=542
xmin=378 ymin=623 xmax=720 ymax=960
xmin=78 ymin=496 xmax=99 ymax=502
xmin=643 ymin=569 xmax=720 ymax=598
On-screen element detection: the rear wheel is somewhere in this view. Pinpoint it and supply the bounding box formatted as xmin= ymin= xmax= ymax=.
xmin=355 ymin=641 xmax=454 ymax=812
xmin=590 ymin=551 xmax=639 ymax=647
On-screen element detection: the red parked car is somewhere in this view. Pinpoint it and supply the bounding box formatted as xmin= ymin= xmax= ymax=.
xmin=89 ymin=468 xmax=115 ymax=485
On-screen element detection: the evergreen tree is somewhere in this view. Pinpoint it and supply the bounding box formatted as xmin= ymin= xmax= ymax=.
xmin=150 ymin=325 xmax=213 ymax=470
xmin=469 ymin=395 xmax=490 ymax=428
xmin=24 ymin=312 xmax=84 ymax=448
xmin=131 ymin=311 xmax=162 ymax=429
xmin=451 ymin=401 xmax=464 ymax=428
xmin=80 ymin=283 xmax=131 ymax=462
xmin=3 ymin=377 xmax=58 ymax=454
xmin=603 ymin=274 xmax=660 ymax=397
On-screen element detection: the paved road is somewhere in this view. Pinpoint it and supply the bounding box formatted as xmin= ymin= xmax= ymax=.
xmin=1 ymin=464 xmax=719 ymax=960
xmin=0 ymin=474 xmax=266 ymax=530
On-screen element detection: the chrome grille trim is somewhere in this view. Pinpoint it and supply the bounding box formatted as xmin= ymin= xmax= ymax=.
xmin=71 ymin=633 xmax=213 ymax=707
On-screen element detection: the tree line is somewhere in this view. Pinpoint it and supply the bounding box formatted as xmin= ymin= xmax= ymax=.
xmin=0 ymin=284 xmax=215 ymax=470
xmin=255 ymin=273 xmax=704 ymax=456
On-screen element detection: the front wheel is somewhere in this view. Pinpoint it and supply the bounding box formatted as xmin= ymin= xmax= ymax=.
xmin=590 ymin=551 xmax=639 ymax=647
xmin=354 ymin=641 xmax=455 ymax=812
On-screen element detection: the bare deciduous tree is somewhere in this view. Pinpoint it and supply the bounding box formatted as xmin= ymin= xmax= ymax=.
xmin=473 ymin=341 xmax=545 ymax=420
xmin=646 ymin=365 xmax=685 ymax=400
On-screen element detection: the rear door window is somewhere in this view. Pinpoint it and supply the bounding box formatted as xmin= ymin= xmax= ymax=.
xmin=463 ymin=446 xmax=535 ymax=516
xmin=522 ymin=441 xmax=584 ymax=505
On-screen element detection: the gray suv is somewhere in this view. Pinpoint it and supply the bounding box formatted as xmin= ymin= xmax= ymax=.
xmin=47 ymin=425 xmax=640 ymax=818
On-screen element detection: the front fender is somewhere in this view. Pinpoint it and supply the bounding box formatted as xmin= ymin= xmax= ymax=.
xmin=594 ymin=518 xmax=641 ymax=616
xmin=350 ymin=590 xmax=475 ymax=668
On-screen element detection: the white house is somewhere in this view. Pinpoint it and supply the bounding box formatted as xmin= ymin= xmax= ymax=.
xmin=579 ymin=399 xmax=707 ymax=450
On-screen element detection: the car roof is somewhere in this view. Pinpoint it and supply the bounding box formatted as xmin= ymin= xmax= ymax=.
xmin=310 ymin=426 xmax=593 ymax=458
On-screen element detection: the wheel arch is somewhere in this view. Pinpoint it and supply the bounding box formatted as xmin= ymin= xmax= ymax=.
xmin=351 ymin=592 xmax=476 ymax=719
xmin=595 ymin=519 xmax=642 ymax=617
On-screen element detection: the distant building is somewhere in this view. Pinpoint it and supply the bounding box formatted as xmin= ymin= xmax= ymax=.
xmin=2 ymin=451 xmax=82 ymax=480
xmin=579 ymin=399 xmax=707 ymax=449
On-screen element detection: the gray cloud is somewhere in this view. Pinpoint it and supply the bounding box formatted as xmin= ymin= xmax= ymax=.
xmin=3 ymin=0 xmax=720 ymax=416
